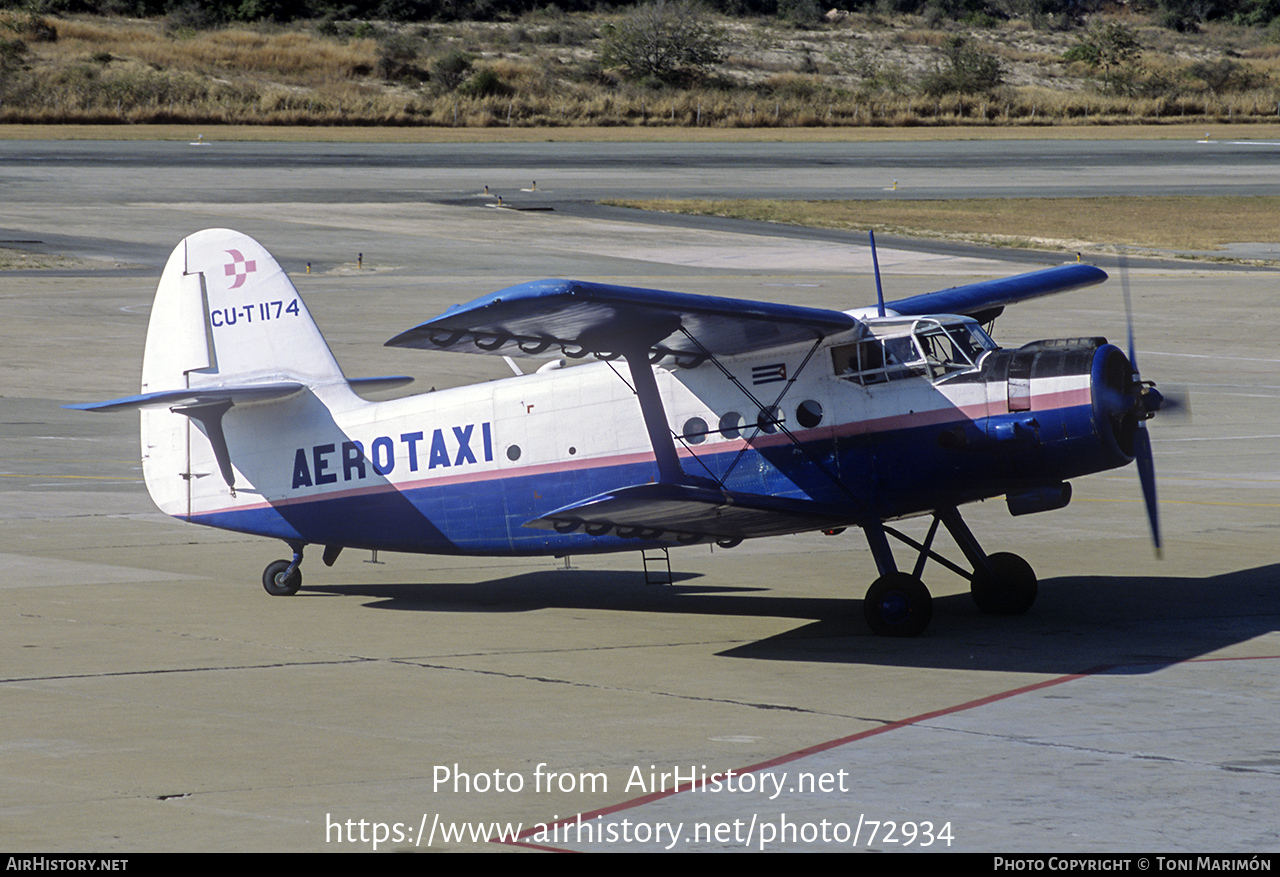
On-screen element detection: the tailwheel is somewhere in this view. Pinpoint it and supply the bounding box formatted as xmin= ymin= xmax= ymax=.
xmin=262 ymin=559 xmax=302 ymax=596
xmin=969 ymin=552 xmax=1037 ymax=615
xmin=863 ymin=572 xmax=933 ymax=637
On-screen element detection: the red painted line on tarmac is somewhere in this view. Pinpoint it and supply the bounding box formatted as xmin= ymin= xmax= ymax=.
xmin=499 ymin=653 xmax=1280 ymax=851
xmin=499 ymin=665 xmax=1109 ymax=850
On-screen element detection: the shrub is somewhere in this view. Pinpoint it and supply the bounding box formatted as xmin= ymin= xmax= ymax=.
xmin=599 ymin=0 xmax=726 ymax=85
xmin=1157 ymin=0 xmax=1209 ymax=32
xmin=459 ymin=65 xmax=512 ymax=96
xmin=0 ymin=37 xmax=26 ymax=76
xmin=1063 ymin=21 xmax=1141 ymax=94
xmin=16 ymin=14 xmax=56 ymax=43
xmin=919 ymin=36 xmax=1004 ymax=95
xmin=431 ymin=49 xmax=472 ymax=90
xmin=1186 ymin=58 xmax=1269 ymax=92
xmin=776 ymin=0 xmax=823 ymax=26
xmin=164 ymin=2 xmax=224 ymax=34
xmin=377 ymin=31 xmax=423 ymax=80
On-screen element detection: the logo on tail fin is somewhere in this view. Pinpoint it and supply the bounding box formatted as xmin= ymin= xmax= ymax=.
xmin=224 ymin=249 xmax=258 ymax=289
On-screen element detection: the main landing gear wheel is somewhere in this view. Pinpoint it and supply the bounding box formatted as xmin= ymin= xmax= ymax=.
xmin=863 ymin=572 xmax=933 ymax=637
xmin=262 ymin=559 xmax=302 ymax=596
xmin=969 ymin=552 xmax=1037 ymax=615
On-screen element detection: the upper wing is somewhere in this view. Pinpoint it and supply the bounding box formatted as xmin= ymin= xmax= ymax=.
xmin=887 ymin=263 xmax=1108 ymax=322
xmin=384 ymin=278 xmax=857 ymax=359
xmin=386 ymin=266 xmax=1107 ymax=360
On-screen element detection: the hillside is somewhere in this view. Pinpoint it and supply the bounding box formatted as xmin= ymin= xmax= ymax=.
xmin=2 ymin=7 xmax=1278 ymax=127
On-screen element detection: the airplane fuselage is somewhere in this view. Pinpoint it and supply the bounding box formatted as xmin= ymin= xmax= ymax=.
xmin=158 ymin=333 xmax=1129 ymax=557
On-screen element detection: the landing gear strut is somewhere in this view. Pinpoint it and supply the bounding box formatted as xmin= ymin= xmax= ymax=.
xmin=860 ymin=506 xmax=1038 ymax=636
xmin=262 ymin=544 xmax=304 ymax=596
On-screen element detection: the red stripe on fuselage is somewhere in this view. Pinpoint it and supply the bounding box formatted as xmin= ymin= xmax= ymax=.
xmin=190 ymin=384 xmax=1092 ymax=519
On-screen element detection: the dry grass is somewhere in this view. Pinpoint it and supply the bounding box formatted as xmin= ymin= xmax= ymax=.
xmin=0 ymin=247 xmax=88 ymax=270
xmin=39 ymin=17 xmax=378 ymax=83
xmin=604 ymin=196 xmax=1280 ymax=254
xmin=3 ymin=120 xmax=1277 ymax=142
xmin=3 ymin=12 xmax=1280 ymax=128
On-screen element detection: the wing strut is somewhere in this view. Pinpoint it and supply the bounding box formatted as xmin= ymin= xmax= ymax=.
xmin=673 ymin=327 xmax=866 ymax=512
xmin=619 ymin=341 xmax=686 ymax=484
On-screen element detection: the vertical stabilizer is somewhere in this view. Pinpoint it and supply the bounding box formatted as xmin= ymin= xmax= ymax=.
xmin=141 ymin=228 xmax=346 ymax=393
xmin=138 ymin=229 xmax=351 ymax=517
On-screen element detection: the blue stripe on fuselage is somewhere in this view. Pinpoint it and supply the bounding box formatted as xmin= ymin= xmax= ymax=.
xmin=190 ymin=402 xmax=1120 ymax=555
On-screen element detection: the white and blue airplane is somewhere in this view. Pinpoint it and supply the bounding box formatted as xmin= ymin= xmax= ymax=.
xmin=68 ymin=228 xmax=1166 ymax=637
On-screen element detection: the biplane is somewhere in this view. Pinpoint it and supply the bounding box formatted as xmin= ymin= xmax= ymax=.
xmin=68 ymin=229 xmax=1166 ymax=636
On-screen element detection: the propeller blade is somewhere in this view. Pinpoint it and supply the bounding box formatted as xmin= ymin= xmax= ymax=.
xmin=1132 ymin=423 xmax=1162 ymax=556
xmin=1118 ymin=253 xmax=1162 ymax=555
xmin=1120 ymin=254 xmax=1138 ymax=374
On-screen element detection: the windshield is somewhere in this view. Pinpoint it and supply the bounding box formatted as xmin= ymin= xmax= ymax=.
xmin=832 ymin=317 xmax=995 ymax=385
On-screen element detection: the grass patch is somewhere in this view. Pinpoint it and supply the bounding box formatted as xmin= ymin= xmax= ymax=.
xmin=0 ymin=248 xmax=92 ymax=270
xmin=602 ymin=196 xmax=1280 ymax=254
xmin=3 ymin=122 xmax=1279 ymax=143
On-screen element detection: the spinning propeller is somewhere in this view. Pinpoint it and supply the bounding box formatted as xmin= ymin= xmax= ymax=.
xmin=1093 ymin=257 xmax=1179 ymax=555
xmin=1120 ymin=257 xmax=1165 ymax=556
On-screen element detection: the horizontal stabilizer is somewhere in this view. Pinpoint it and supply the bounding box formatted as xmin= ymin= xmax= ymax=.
xmin=525 ymin=482 xmax=856 ymax=543
xmin=348 ymin=375 xmax=414 ymax=393
xmin=63 ymin=381 xmax=305 ymax=413
xmin=386 ymin=279 xmax=856 ymax=360
xmin=887 ymin=263 xmax=1108 ymax=320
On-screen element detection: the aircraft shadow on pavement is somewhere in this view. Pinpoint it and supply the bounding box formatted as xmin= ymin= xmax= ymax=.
xmin=305 ymin=562 xmax=1280 ymax=674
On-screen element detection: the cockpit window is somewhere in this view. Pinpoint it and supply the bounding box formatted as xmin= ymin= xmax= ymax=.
xmin=832 ymin=317 xmax=995 ymax=385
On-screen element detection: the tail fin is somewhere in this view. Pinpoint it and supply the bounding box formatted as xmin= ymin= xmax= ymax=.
xmin=132 ymin=230 xmax=349 ymax=515
xmin=142 ymin=228 xmax=346 ymax=394
xmin=69 ymin=230 xmax=403 ymax=521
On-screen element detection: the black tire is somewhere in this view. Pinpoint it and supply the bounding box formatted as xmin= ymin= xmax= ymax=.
xmin=262 ymin=559 xmax=302 ymax=596
xmin=863 ymin=572 xmax=933 ymax=637
xmin=970 ymin=552 xmax=1037 ymax=615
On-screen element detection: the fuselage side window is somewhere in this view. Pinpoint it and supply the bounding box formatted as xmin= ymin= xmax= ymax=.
xmin=832 ymin=335 xmax=926 ymax=384
xmin=832 ymin=340 xmax=887 ymax=385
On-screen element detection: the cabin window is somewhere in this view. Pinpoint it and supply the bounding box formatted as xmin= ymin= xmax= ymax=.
xmin=756 ymin=406 xmax=784 ymax=434
xmin=832 ymin=336 xmax=926 ymax=384
xmin=831 ymin=340 xmax=888 ymax=385
xmin=682 ymin=416 xmax=709 ymax=444
xmin=719 ymin=411 xmax=745 ymax=439
xmin=796 ymin=400 xmax=823 ymax=429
